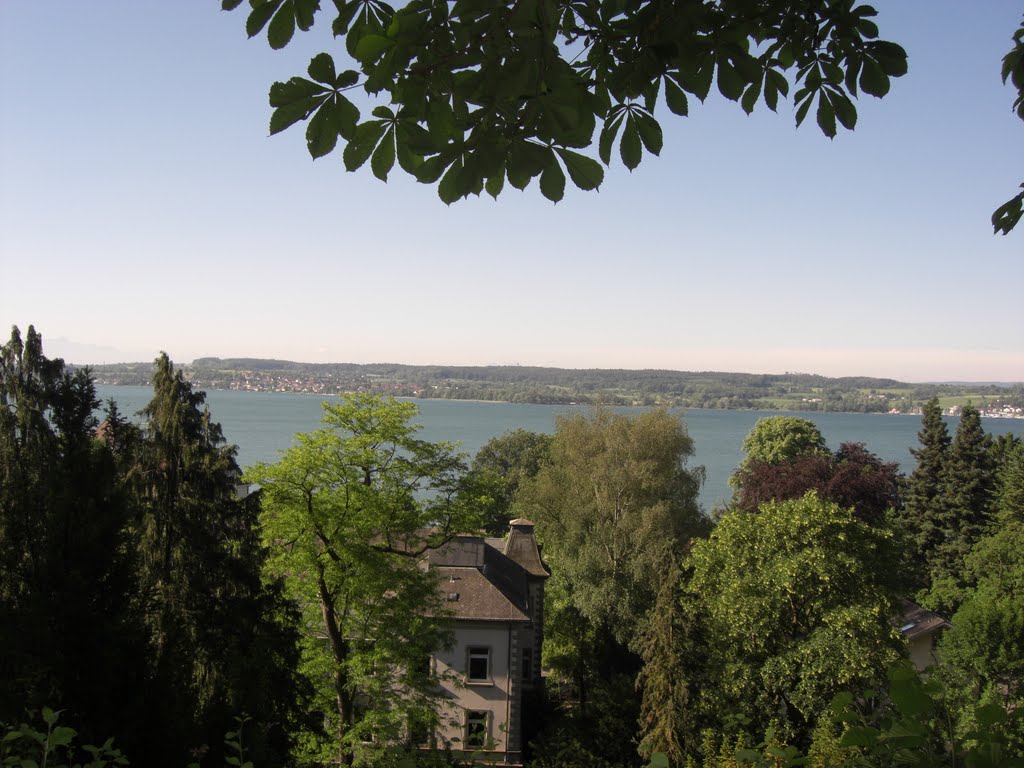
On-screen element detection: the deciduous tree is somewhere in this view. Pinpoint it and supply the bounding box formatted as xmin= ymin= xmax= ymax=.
xmin=519 ymin=408 xmax=706 ymax=650
xmin=739 ymin=416 xmax=827 ymax=467
xmin=468 ymin=428 xmax=552 ymax=535
xmin=683 ymin=492 xmax=903 ymax=744
xmin=247 ymin=393 xmax=482 ymax=765
xmin=224 ymin=0 xmax=907 ymax=203
xmin=733 ymin=441 xmax=900 ymax=525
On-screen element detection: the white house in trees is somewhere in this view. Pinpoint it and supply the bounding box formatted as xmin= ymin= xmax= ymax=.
xmin=423 ymin=519 xmax=549 ymax=764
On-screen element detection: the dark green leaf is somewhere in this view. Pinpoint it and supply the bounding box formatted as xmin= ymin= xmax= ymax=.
xmin=246 ymin=0 xmax=281 ymax=37
xmin=270 ymin=95 xmax=321 ymax=135
xmin=871 ymin=41 xmax=908 ymax=76
xmin=295 ymin=0 xmax=318 ymax=30
xmin=269 ymin=76 xmax=325 ymax=107
xmin=620 ymin=115 xmax=641 ymax=170
xmin=336 ymin=94 xmax=359 ymax=139
xmin=371 ymin=128 xmax=396 ymax=180
xmin=354 ymin=34 xmax=395 ymax=62
xmin=307 ymin=52 xmax=336 ymax=85
xmin=741 ymin=79 xmax=761 ymax=115
xmin=555 ymin=148 xmax=603 ymax=190
xmin=337 ymin=69 xmax=359 ymax=88
xmin=840 ymin=726 xmax=879 ymax=748
xmin=845 ymin=56 xmax=862 ymax=96
xmin=664 ymin=77 xmax=688 ymax=116
xmin=860 ymin=59 xmax=890 ymax=97
xmin=395 ymin=130 xmax=423 ymax=173
xmin=268 ymin=1 xmax=296 ymax=49
xmin=692 ymin=57 xmax=716 ymax=101
xmin=634 ymin=112 xmax=662 ymax=155
xmin=794 ymin=93 xmax=813 ymax=127
xmin=856 ymin=18 xmax=879 ymax=39
xmin=539 ymin=156 xmax=565 ymax=202
xmin=371 ymin=106 xmax=395 ymax=120
xmin=306 ymin=100 xmax=340 ymax=157
xmin=222 ymin=0 xmax=245 ymax=9
xmin=598 ymin=112 xmax=624 ymax=165
xmin=830 ymin=90 xmax=857 ymax=130
xmin=992 ymin=185 xmax=1024 ymax=235
xmin=816 ymin=92 xmax=836 ymax=138
xmin=485 ymin=172 xmax=504 ymax=199
xmin=438 ymin=159 xmax=464 ymax=204
xmin=342 ymin=121 xmax=386 ymax=171
xmin=415 ymin=155 xmax=448 ymax=184
xmin=716 ymin=60 xmax=745 ymax=101
xmin=332 ymin=0 xmax=360 ymax=35
xmin=642 ymin=77 xmax=660 ymax=114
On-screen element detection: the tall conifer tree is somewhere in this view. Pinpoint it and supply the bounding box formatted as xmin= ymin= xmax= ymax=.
xmin=0 ymin=326 xmax=147 ymax=748
xmin=900 ymin=398 xmax=950 ymax=588
xmin=129 ymin=353 xmax=307 ymax=767
xmin=924 ymin=405 xmax=995 ymax=613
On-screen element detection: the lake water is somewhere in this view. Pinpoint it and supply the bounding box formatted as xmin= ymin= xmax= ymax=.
xmin=95 ymin=386 xmax=1023 ymax=513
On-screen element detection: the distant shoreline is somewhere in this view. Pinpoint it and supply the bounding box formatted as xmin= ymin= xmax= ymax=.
xmin=92 ymin=382 xmax=1024 ymax=419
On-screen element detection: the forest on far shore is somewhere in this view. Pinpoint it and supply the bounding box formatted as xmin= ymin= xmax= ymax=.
xmin=86 ymin=358 xmax=1024 ymax=413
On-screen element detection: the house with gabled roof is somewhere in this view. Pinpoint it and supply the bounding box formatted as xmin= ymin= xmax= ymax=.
xmin=897 ymin=598 xmax=951 ymax=672
xmin=423 ymin=519 xmax=549 ymax=764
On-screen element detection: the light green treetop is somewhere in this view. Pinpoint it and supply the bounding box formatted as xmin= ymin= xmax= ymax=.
xmin=246 ymin=393 xmax=482 ymax=765
xmin=684 ymin=492 xmax=903 ymax=742
xmin=518 ymin=407 xmax=706 ymax=648
xmin=739 ymin=416 xmax=827 ymax=467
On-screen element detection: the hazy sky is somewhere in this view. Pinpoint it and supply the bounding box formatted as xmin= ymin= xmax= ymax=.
xmin=1 ymin=1 xmax=1022 ymax=382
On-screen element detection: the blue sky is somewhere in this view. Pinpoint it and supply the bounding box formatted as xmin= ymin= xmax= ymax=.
xmin=1 ymin=1 xmax=1021 ymax=381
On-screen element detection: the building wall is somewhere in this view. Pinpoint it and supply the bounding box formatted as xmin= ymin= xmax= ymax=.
xmin=906 ymin=633 xmax=939 ymax=672
xmin=434 ymin=622 xmax=519 ymax=757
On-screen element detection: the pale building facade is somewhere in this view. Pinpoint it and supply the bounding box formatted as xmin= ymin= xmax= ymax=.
xmin=425 ymin=519 xmax=549 ymax=764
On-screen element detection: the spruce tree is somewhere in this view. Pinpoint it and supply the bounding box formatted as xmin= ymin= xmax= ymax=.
xmin=996 ymin=441 xmax=1024 ymax=523
xmin=636 ymin=560 xmax=692 ymax=765
xmin=129 ymin=354 xmax=307 ymax=767
xmin=900 ymin=398 xmax=950 ymax=588
xmin=0 ymin=326 xmax=147 ymax=748
xmin=924 ymin=405 xmax=995 ymax=614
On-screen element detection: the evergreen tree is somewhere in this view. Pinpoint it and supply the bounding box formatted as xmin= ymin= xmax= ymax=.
xmin=995 ymin=440 xmax=1024 ymax=521
xmin=635 ymin=560 xmax=692 ymax=765
xmin=899 ymin=398 xmax=950 ymax=588
xmin=0 ymin=326 xmax=147 ymax=749
xmin=925 ymin=405 xmax=995 ymax=613
xmin=128 ymin=353 xmax=307 ymax=767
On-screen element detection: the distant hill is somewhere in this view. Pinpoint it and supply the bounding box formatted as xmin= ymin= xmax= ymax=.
xmin=85 ymin=359 xmax=1024 ymax=414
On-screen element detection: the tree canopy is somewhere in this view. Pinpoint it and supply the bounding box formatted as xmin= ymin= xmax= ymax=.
xmin=225 ymin=0 xmax=908 ymax=204
xmin=737 ymin=415 xmax=827 ymax=470
xmin=519 ymin=407 xmax=706 ymax=649
xmin=247 ymin=393 xmax=482 ymax=765
xmin=683 ymin=492 xmax=903 ymax=744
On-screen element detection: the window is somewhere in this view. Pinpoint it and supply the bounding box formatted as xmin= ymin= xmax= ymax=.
xmin=414 ymin=654 xmax=432 ymax=679
xmin=409 ymin=714 xmax=432 ymax=746
xmin=522 ymin=647 xmax=533 ymax=682
xmin=465 ymin=710 xmax=488 ymax=748
xmin=467 ymin=647 xmax=490 ymax=682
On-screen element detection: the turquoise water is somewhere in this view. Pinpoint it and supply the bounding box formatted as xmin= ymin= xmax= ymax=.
xmin=95 ymin=386 xmax=1023 ymax=513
